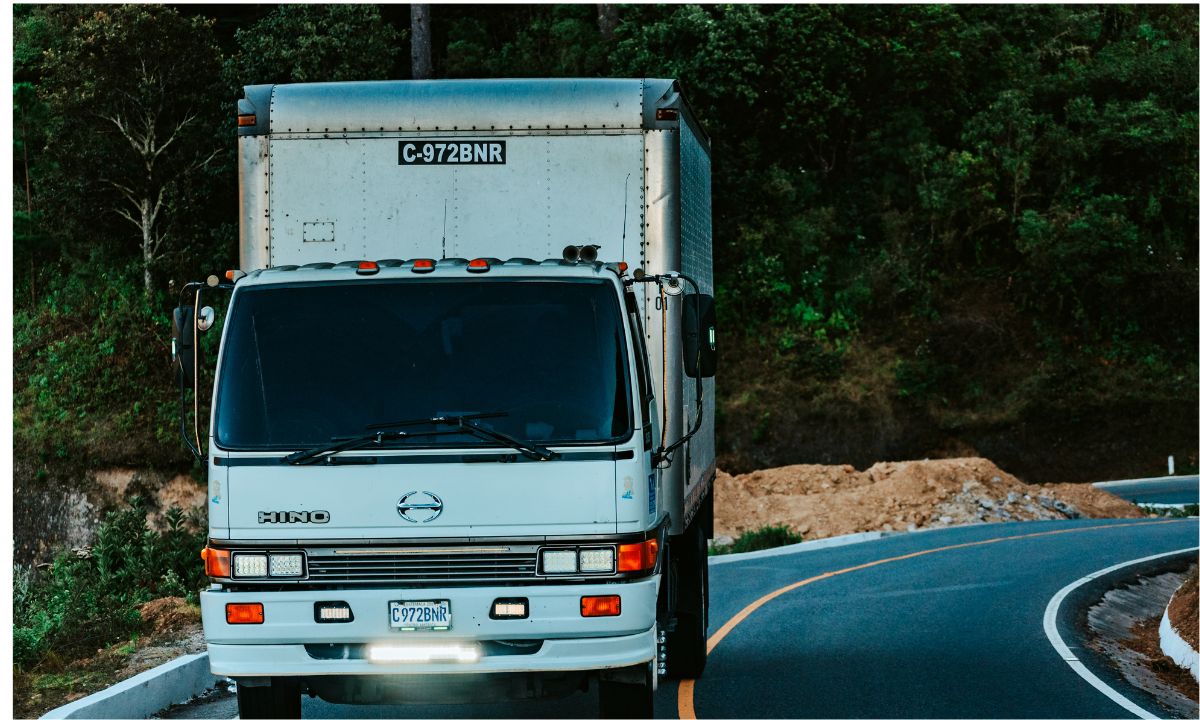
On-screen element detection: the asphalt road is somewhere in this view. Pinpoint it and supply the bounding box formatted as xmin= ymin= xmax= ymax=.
xmin=1093 ymin=476 xmax=1200 ymax=506
xmin=166 ymin=518 xmax=1198 ymax=719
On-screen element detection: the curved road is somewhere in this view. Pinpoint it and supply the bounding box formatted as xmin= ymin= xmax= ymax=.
xmin=167 ymin=518 xmax=1198 ymax=719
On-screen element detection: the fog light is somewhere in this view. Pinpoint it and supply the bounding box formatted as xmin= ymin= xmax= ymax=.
xmin=490 ymin=598 xmax=529 ymax=619
xmin=581 ymin=595 xmax=621 ymax=617
xmin=233 ymin=553 xmax=268 ymax=578
xmin=269 ymin=553 xmax=304 ymax=577
xmin=579 ymin=547 xmax=615 ymax=573
xmin=541 ymin=549 xmax=578 ymax=574
xmin=368 ymin=642 xmax=480 ymax=663
xmin=315 ymin=601 xmax=353 ymax=623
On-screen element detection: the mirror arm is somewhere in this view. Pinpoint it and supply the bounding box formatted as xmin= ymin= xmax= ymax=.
xmin=191 ymin=286 xmax=203 ymax=456
xmin=629 ymin=272 xmax=706 ymax=469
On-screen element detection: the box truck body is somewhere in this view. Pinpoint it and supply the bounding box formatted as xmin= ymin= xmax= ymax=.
xmin=186 ymin=79 xmax=715 ymax=717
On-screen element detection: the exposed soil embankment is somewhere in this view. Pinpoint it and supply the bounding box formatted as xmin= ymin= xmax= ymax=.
xmin=714 ymin=457 xmax=1142 ymax=541
xmin=1167 ymin=568 xmax=1199 ymax=651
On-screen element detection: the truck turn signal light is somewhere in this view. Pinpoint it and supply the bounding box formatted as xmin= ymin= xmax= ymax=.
xmin=226 ymin=603 xmax=264 ymax=624
xmin=617 ymin=538 xmax=659 ymax=572
xmin=201 ymin=547 xmax=231 ymax=578
xmin=580 ymin=595 xmax=621 ymax=617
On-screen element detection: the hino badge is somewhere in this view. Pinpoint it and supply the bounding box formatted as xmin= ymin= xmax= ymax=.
xmin=172 ymin=79 xmax=716 ymax=718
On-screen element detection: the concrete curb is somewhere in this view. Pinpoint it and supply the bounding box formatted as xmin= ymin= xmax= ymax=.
xmin=1158 ymin=586 xmax=1200 ymax=682
xmin=709 ymin=531 xmax=884 ymax=565
xmin=1093 ymin=475 xmax=1199 ymax=488
xmin=40 ymin=652 xmax=216 ymax=719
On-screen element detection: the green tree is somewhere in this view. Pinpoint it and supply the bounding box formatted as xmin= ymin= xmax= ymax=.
xmin=227 ymin=5 xmax=402 ymax=86
xmin=38 ymin=6 xmax=225 ymax=295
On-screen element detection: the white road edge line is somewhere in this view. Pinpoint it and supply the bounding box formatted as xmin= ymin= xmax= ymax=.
xmin=1042 ymin=545 xmax=1199 ymax=720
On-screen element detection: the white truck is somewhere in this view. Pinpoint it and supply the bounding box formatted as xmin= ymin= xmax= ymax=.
xmin=172 ymin=78 xmax=716 ymax=718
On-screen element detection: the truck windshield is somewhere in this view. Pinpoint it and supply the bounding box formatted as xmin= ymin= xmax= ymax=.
xmin=213 ymin=278 xmax=632 ymax=450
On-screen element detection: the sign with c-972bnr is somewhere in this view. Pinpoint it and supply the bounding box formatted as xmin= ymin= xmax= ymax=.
xmin=399 ymin=140 xmax=506 ymax=165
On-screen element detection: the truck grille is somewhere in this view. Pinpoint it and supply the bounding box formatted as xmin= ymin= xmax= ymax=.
xmin=304 ymin=546 xmax=539 ymax=585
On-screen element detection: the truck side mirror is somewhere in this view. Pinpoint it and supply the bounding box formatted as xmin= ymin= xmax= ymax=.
xmin=682 ymin=293 xmax=717 ymax=378
xmin=172 ymin=306 xmax=196 ymax=388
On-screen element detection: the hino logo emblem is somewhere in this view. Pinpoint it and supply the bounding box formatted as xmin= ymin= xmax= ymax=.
xmin=396 ymin=491 xmax=444 ymax=523
xmin=258 ymin=510 xmax=330 ymax=524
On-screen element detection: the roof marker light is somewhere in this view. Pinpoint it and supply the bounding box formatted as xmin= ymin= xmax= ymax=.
xmin=237 ymin=114 xmax=257 ymax=127
xmin=412 ymin=259 xmax=435 ymax=274
xmin=467 ymin=258 xmax=490 ymax=273
xmin=357 ymin=261 xmax=380 ymax=276
xmin=656 ymin=108 xmax=679 ymax=121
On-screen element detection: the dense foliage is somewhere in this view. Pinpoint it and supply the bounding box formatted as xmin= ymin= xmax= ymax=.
xmin=13 ymin=4 xmax=1198 ymax=491
xmin=14 ymin=503 xmax=204 ymax=668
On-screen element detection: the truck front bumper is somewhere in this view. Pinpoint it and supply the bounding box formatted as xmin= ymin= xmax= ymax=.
xmin=200 ymin=577 xmax=658 ymax=677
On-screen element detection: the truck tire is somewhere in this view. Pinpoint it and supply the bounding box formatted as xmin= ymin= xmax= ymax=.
xmin=666 ymin=514 xmax=709 ymax=679
xmin=598 ymin=661 xmax=655 ymax=718
xmin=236 ymin=679 xmax=301 ymax=719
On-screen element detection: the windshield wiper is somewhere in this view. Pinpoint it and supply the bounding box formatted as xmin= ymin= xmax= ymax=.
xmin=367 ymin=413 xmax=557 ymax=461
xmin=284 ymin=413 xmax=505 ymax=465
xmin=281 ymin=429 xmax=439 ymax=466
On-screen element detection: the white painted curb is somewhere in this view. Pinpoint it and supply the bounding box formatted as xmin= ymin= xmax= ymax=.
xmin=1158 ymin=586 xmax=1200 ymax=682
xmin=709 ymin=531 xmax=883 ymax=565
xmin=40 ymin=652 xmax=216 ymax=719
xmin=1093 ymin=475 xmax=1199 ymax=488
xmin=1042 ymin=546 xmax=1200 ymax=720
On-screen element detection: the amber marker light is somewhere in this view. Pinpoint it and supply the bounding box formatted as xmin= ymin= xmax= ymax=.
xmin=581 ymin=595 xmax=621 ymax=617
xmin=226 ymin=603 xmax=264 ymax=624
xmin=201 ymin=547 xmax=231 ymax=578
xmin=237 ymin=114 xmax=256 ymax=127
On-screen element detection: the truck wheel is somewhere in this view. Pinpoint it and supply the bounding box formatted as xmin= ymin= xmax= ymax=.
xmin=598 ymin=662 xmax=654 ymax=718
xmin=236 ymin=679 xmax=301 ymax=719
xmin=666 ymin=519 xmax=709 ymax=679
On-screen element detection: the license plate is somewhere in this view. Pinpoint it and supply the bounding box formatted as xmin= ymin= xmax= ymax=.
xmin=389 ymin=600 xmax=451 ymax=630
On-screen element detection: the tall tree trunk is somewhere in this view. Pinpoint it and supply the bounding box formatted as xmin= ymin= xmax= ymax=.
xmin=411 ymin=4 xmax=432 ymax=80
xmin=142 ymin=200 xmax=154 ymax=296
xmin=597 ymin=4 xmax=620 ymax=41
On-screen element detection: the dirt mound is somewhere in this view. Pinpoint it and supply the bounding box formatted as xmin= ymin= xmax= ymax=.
xmin=1168 ymin=568 xmax=1199 ymax=651
xmin=139 ymin=596 xmax=201 ymax=636
xmin=714 ymin=457 xmax=1142 ymax=541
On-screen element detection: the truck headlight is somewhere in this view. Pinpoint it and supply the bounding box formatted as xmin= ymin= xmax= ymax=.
xmin=233 ymin=553 xmax=268 ymax=578
xmin=541 ymin=549 xmax=578 ymax=574
xmin=269 ymin=553 xmax=305 ymax=577
xmin=579 ymin=547 xmax=615 ymax=573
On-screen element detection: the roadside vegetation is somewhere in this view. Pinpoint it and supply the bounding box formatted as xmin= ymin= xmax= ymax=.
xmin=709 ymin=525 xmax=805 ymax=556
xmin=14 ymin=502 xmax=204 ymax=671
xmin=1139 ymin=504 xmax=1200 ymax=518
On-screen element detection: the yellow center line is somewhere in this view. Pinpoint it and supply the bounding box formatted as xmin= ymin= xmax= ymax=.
xmin=677 ymin=519 xmax=1191 ymax=719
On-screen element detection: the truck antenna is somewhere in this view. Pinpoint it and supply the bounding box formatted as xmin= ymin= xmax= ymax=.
xmin=441 ymin=199 xmax=448 ymax=260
